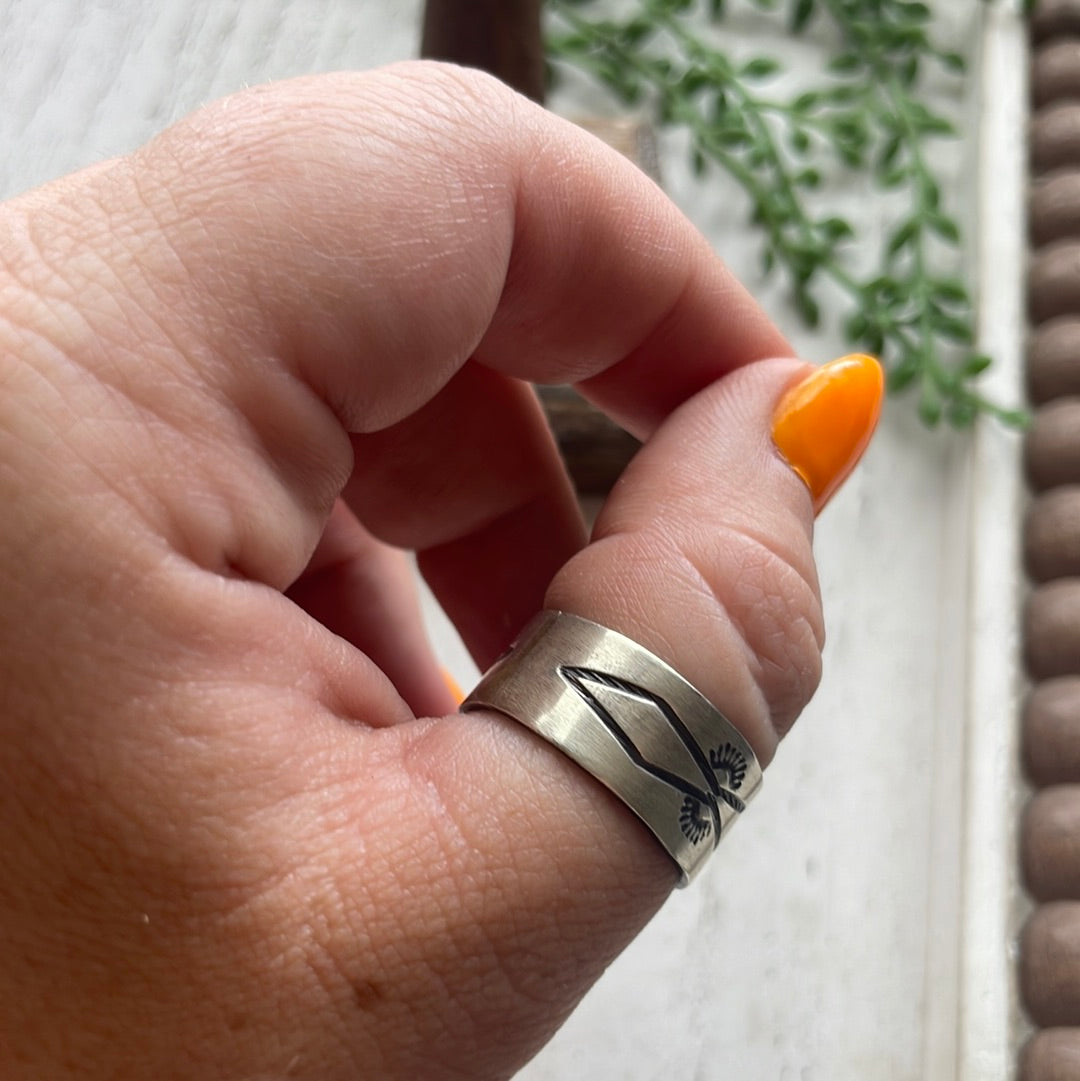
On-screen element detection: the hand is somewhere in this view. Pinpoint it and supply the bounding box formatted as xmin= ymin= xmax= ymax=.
xmin=0 ymin=62 xmax=878 ymax=1079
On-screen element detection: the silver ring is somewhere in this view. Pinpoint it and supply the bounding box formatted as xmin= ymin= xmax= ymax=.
xmin=461 ymin=610 xmax=762 ymax=885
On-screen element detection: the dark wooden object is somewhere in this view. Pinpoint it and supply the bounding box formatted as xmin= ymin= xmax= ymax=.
xmin=421 ymin=0 xmax=545 ymax=102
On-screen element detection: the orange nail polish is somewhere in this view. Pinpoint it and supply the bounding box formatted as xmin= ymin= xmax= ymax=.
xmin=771 ymin=354 xmax=884 ymax=514
xmin=441 ymin=667 xmax=465 ymax=707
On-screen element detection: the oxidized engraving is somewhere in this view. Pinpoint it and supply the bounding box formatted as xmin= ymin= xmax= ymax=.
xmin=559 ymin=665 xmax=723 ymax=843
xmin=678 ymin=796 xmax=712 ymax=845
xmin=709 ymin=742 xmax=748 ymax=790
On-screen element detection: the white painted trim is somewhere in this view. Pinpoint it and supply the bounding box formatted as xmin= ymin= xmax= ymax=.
xmin=958 ymin=3 xmax=1028 ymax=1077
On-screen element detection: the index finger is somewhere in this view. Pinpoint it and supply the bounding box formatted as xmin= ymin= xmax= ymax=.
xmin=132 ymin=62 xmax=790 ymax=440
xmin=1 ymin=61 xmax=793 ymax=666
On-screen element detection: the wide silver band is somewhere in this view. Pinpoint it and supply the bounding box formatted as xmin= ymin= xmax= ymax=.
xmin=462 ymin=610 xmax=762 ymax=885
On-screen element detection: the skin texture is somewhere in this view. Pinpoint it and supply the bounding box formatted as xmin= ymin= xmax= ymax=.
xmin=0 ymin=63 xmax=826 ymax=1080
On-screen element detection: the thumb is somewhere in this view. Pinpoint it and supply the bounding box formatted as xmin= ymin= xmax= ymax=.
xmin=381 ymin=353 xmax=882 ymax=1077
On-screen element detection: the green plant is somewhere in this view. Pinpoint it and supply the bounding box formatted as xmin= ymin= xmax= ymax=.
xmin=547 ymin=0 xmax=1028 ymax=428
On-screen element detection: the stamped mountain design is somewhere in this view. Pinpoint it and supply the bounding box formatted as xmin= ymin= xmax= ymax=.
xmin=559 ymin=665 xmax=723 ymax=846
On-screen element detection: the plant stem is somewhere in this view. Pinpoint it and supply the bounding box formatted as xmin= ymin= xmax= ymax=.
xmin=547 ymin=0 xmax=1028 ymax=429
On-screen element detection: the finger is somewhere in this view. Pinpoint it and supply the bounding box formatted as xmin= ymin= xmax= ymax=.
xmin=342 ymin=361 xmax=586 ymax=667
xmin=286 ymin=500 xmax=456 ymax=718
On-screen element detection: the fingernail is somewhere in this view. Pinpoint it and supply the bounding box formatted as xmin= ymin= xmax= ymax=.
xmin=441 ymin=667 xmax=465 ymax=706
xmin=771 ymin=354 xmax=884 ymax=514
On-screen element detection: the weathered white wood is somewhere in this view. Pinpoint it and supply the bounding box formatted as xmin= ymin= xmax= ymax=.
xmin=958 ymin=4 xmax=1029 ymax=1078
xmin=0 ymin=0 xmax=426 ymax=199
xmin=0 ymin=2 xmax=1025 ymax=1078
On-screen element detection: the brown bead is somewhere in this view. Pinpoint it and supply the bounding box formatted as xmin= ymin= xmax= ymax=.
xmin=1033 ymin=174 xmax=1080 ymax=248
xmin=1025 ymin=677 xmax=1080 ymax=785
xmin=1026 ymin=399 xmax=1080 ymax=491
xmin=1032 ymin=104 xmax=1080 ymax=173
xmin=1024 ymin=787 xmax=1080 ymax=900
xmin=1027 ymin=487 xmax=1080 ymax=581
xmin=1020 ymin=1029 xmax=1080 ymax=1081
xmin=1034 ymin=40 xmax=1080 ymax=108
xmin=1030 ymin=242 xmax=1080 ymax=324
xmin=1021 ymin=903 xmax=1080 ymax=1025
xmin=1027 ymin=580 xmax=1080 ymax=679
xmin=1029 ymin=318 xmax=1080 ymax=403
xmin=1034 ymin=0 xmax=1080 ymax=45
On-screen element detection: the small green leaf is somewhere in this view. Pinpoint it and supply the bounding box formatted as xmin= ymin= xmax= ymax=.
xmin=795 ymin=291 xmax=821 ymax=327
xmin=899 ymin=55 xmax=919 ymax=86
xmin=793 ymin=90 xmax=821 ymax=112
xmin=878 ymin=166 xmax=909 ymax=189
xmin=935 ymin=315 xmax=976 ymax=344
xmin=962 ymin=353 xmax=993 ymax=376
xmin=935 ymin=278 xmax=970 ymax=305
xmin=795 ymin=167 xmax=823 ymax=188
xmin=877 ymin=133 xmax=903 ymax=172
xmin=718 ymin=128 xmax=754 ymax=148
xmin=899 ymin=1 xmax=932 ymax=21
xmin=888 ymin=220 xmax=918 ymax=256
xmin=838 ymin=144 xmax=865 ymax=168
xmin=740 ymin=57 xmax=782 ymax=79
xmin=845 ymin=312 xmax=868 ymax=340
xmin=547 ymin=33 xmax=589 ymax=54
xmin=827 ymin=52 xmax=862 ymax=75
xmin=888 ymin=362 xmax=920 ymax=393
xmin=830 ymin=114 xmax=867 ymax=142
xmin=946 ymin=399 xmax=977 ymax=427
xmin=792 ymin=0 xmax=815 ymax=32
xmin=919 ymin=114 xmax=957 ymax=137
xmin=822 ymin=217 xmax=856 ymax=241
xmin=940 ymin=51 xmax=966 ymax=74
xmin=866 ymin=275 xmax=901 ymax=302
xmin=823 ymin=84 xmax=862 ymax=104
xmin=927 ymin=213 xmax=961 ymax=244
xmin=789 ymin=128 xmax=812 ymax=154
xmin=997 ymin=407 xmax=1032 ymax=429
xmin=621 ymin=17 xmax=654 ymax=46
xmin=680 ymin=68 xmax=711 ymax=96
xmin=918 ymin=392 xmax=943 ymax=427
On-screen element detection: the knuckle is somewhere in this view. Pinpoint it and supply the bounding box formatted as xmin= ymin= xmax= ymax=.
xmin=142 ymin=63 xmax=517 ymax=217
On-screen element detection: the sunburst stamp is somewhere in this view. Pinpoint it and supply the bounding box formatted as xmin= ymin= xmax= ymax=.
xmin=709 ymin=742 xmax=748 ymax=791
xmin=678 ymin=796 xmax=712 ymax=845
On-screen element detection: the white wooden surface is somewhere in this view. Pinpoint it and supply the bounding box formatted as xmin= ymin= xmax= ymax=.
xmin=0 ymin=2 xmax=1026 ymax=1078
